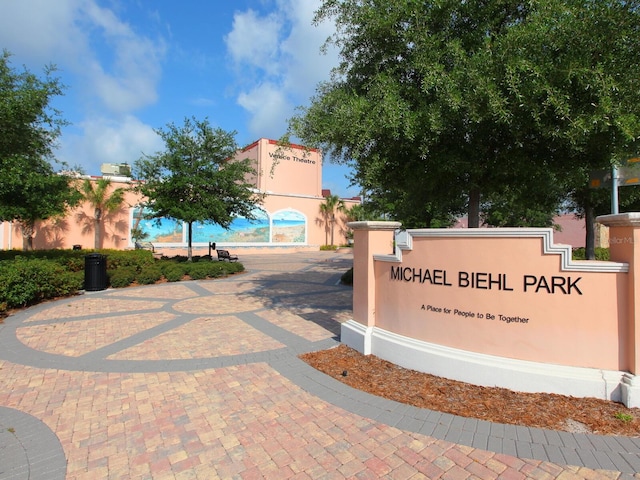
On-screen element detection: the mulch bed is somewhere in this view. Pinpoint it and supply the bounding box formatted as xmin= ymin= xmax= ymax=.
xmin=300 ymin=344 xmax=640 ymax=437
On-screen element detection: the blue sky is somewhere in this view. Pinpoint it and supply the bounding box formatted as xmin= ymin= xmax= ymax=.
xmin=0 ymin=0 xmax=359 ymax=198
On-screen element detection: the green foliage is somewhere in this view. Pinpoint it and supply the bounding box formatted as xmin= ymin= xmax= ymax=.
xmin=130 ymin=226 xmax=149 ymax=242
xmin=0 ymin=51 xmax=78 ymax=247
xmin=290 ymin=1 xmax=640 ymax=231
xmin=184 ymin=262 xmax=210 ymax=280
xmin=108 ymin=267 xmax=136 ymax=288
xmin=183 ymin=260 xmax=241 ymax=279
xmin=320 ymin=245 xmax=338 ymax=251
xmin=60 ymin=256 xmax=85 ymax=272
xmin=0 ymin=158 xmax=81 ymax=250
xmin=0 ymin=248 xmax=80 ymax=262
xmin=78 ymin=178 xmax=127 ymax=249
xmin=0 ymin=50 xmax=67 ymax=164
xmin=482 ymin=182 xmax=563 ymax=228
xmin=135 ymin=116 xmax=260 ymax=260
xmin=614 ymin=411 xmax=634 ymax=423
xmin=0 ymin=257 xmax=81 ymax=310
xmin=0 ymin=249 xmax=246 ymax=313
xmin=320 ymin=194 xmax=347 ymax=246
xmin=102 ymin=249 xmax=155 ymax=270
xmin=224 ymin=262 xmax=244 ymax=274
xmin=204 ymin=262 xmax=226 ymax=278
xmin=184 ymin=262 xmax=218 ymax=280
xmin=135 ymin=266 xmax=163 ymax=285
xmin=162 ymin=264 xmax=187 ymax=282
xmin=55 ymin=271 xmax=84 ymax=296
xmin=572 ymin=248 xmax=610 ymax=261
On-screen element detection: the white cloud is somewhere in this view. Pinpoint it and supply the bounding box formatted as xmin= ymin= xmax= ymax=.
xmin=0 ymin=0 xmax=165 ymax=114
xmin=0 ymin=0 xmax=86 ymax=65
xmin=81 ymin=2 xmax=166 ymax=113
xmin=278 ymin=0 xmax=340 ymax=98
xmin=226 ymin=0 xmax=339 ymax=139
xmin=58 ymin=116 xmax=163 ymax=174
xmin=0 ymin=0 xmax=167 ymax=177
xmin=224 ymin=9 xmax=283 ymax=76
xmin=238 ymin=83 xmax=291 ymax=138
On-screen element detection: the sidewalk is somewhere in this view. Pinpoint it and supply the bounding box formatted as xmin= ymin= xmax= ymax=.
xmin=0 ymin=251 xmax=638 ymax=479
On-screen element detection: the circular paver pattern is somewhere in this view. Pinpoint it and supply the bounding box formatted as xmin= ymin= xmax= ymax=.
xmin=0 ymin=252 xmax=639 ymax=479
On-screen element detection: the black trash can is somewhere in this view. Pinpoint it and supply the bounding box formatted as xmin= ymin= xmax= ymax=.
xmin=84 ymin=253 xmax=108 ymax=291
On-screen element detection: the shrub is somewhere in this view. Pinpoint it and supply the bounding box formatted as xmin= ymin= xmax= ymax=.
xmin=184 ymin=261 xmax=234 ymax=280
xmin=0 ymin=257 xmax=81 ymax=309
xmin=104 ymin=249 xmax=155 ymax=271
xmin=54 ymin=271 xmax=84 ymax=295
xmin=60 ymin=256 xmax=85 ymax=272
xmin=108 ymin=267 xmax=136 ymax=288
xmin=163 ymin=264 xmax=187 ymax=282
xmin=572 ymin=247 xmax=610 ymax=261
xmin=320 ymin=245 xmax=337 ymax=251
xmin=185 ymin=262 xmax=211 ymax=280
xmin=205 ymin=262 xmax=226 ymax=278
xmin=341 ymin=267 xmax=353 ymax=286
xmin=223 ymin=262 xmax=244 ymax=274
xmin=0 ymin=248 xmax=246 ymax=314
xmin=136 ymin=266 xmax=163 ymax=285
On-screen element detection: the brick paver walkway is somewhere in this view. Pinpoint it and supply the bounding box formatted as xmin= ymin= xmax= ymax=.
xmin=0 ymin=252 xmax=639 ymax=479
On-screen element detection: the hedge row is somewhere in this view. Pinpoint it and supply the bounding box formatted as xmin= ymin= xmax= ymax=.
xmin=571 ymin=247 xmax=610 ymax=261
xmin=108 ymin=257 xmax=243 ymax=287
xmin=0 ymin=249 xmax=244 ymax=315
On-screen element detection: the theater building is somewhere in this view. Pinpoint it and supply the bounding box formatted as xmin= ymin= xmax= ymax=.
xmin=0 ymin=139 xmax=360 ymax=254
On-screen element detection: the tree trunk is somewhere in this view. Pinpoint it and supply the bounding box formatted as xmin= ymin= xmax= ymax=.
xmin=468 ymin=187 xmax=481 ymax=228
xmin=187 ymin=222 xmax=193 ymax=261
xmin=324 ymin=214 xmax=330 ymax=245
xmin=330 ymin=214 xmax=335 ymax=246
xmin=21 ymin=222 xmax=34 ymax=251
xmin=94 ymin=219 xmax=101 ymax=249
xmin=94 ymin=208 xmax=102 ymax=249
xmin=584 ymin=201 xmax=596 ymax=260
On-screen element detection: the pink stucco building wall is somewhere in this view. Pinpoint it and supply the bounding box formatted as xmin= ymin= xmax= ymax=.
xmin=0 ymin=139 xmax=359 ymax=254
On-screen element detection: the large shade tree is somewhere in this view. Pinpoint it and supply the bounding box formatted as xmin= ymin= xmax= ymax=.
xmin=500 ymin=0 xmax=640 ymax=255
xmin=0 ymin=50 xmax=65 ymax=168
xmin=0 ymin=50 xmax=78 ymax=248
xmin=1 ymin=156 xmax=80 ymax=250
xmin=289 ymin=0 xmax=640 ymax=249
xmin=134 ymin=117 xmax=259 ymax=260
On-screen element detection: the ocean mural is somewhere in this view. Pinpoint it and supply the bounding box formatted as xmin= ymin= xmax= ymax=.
xmin=132 ymin=207 xmax=183 ymax=243
xmin=271 ymin=210 xmax=306 ymax=243
xmin=192 ymin=208 xmax=270 ymax=243
xmin=131 ymin=207 xmax=307 ymax=245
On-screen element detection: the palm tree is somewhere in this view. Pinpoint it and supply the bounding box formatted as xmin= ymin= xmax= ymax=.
xmin=320 ymin=194 xmax=346 ymax=247
xmin=79 ymin=178 xmax=126 ymax=249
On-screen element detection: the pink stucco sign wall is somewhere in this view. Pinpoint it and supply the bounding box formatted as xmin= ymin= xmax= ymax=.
xmin=343 ymin=215 xmax=640 ymax=407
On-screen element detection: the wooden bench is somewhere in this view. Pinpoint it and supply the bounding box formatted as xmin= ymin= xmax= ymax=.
xmin=216 ymin=249 xmax=238 ymax=262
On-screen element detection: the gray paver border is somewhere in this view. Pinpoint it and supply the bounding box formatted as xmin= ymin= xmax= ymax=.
xmin=0 ymin=406 xmax=66 ymax=480
xmin=0 ymin=253 xmax=639 ymax=475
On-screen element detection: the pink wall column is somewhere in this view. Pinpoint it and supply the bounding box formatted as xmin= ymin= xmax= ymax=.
xmin=598 ymin=213 xmax=640 ymax=374
xmin=348 ymin=221 xmax=400 ymax=353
